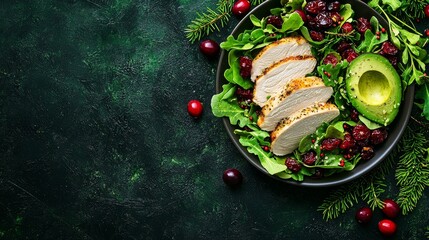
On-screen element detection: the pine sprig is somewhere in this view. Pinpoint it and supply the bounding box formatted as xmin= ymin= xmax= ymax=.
xmin=395 ymin=129 xmax=429 ymax=215
xmin=185 ymin=0 xmax=233 ymax=43
xmin=185 ymin=0 xmax=267 ymax=43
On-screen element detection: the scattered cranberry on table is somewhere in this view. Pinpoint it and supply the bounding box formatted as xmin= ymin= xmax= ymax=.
xmin=222 ymin=168 xmax=243 ymax=187
xmin=199 ymin=39 xmax=219 ymax=58
xmin=355 ymin=207 xmax=373 ymax=224
xmin=424 ymin=4 xmax=429 ymax=18
xmin=187 ymin=100 xmax=203 ymax=118
xmin=382 ymin=199 xmax=401 ymax=218
xmin=232 ymin=0 xmax=251 ymax=18
xmin=378 ymin=219 xmax=397 ymax=236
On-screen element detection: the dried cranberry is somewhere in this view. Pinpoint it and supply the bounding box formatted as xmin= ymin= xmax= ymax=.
xmin=330 ymin=12 xmax=342 ymax=23
xmin=385 ymin=55 xmax=398 ymax=67
xmin=307 ymin=15 xmax=319 ymax=29
xmin=381 ymin=42 xmax=399 ymax=55
xmin=267 ymin=15 xmax=283 ymax=28
xmin=315 ymin=12 xmax=333 ymax=28
xmin=327 ymin=1 xmax=341 ymax=12
xmin=356 ymin=17 xmax=371 ymax=34
xmin=342 ymin=48 xmax=358 ymax=62
xmin=341 ymin=22 xmax=353 ymax=33
xmin=350 ymin=108 xmax=359 ymax=122
xmin=337 ymin=41 xmax=352 ymax=53
xmin=323 ymin=53 xmax=338 ymax=66
xmin=343 ymin=123 xmax=353 ymax=133
xmin=239 ymin=56 xmax=252 ymax=78
xmin=340 ymin=133 xmax=356 ymax=150
xmin=361 ymin=146 xmax=375 ymax=160
xmin=304 ymin=0 xmax=326 ymax=15
xmin=235 ymin=87 xmax=253 ymax=100
xmin=321 ymin=138 xmax=342 ymax=151
xmin=303 ymin=151 xmax=317 ymax=165
xmin=285 ymin=157 xmax=302 ymax=172
xmin=310 ymin=30 xmax=325 ymax=41
xmin=352 ymin=124 xmax=371 ymax=141
xmin=294 ymin=9 xmax=307 ymax=22
xmin=370 ymin=128 xmax=388 ymax=145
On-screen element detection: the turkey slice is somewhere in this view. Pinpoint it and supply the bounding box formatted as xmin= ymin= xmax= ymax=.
xmin=258 ymin=76 xmax=333 ymax=131
xmin=252 ymin=55 xmax=317 ymax=107
xmin=270 ymin=103 xmax=339 ymax=156
xmin=251 ymin=36 xmax=312 ymax=81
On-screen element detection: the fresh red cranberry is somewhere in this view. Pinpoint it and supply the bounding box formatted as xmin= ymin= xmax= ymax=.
xmin=350 ymin=108 xmax=359 ymax=122
xmin=323 ymin=53 xmax=338 ymax=66
xmin=337 ymin=41 xmax=352 ymax=53
xmin=303 ymin=151 xmax=317 ymax=165
xmin=222 ymin=168 xmax=243 ymax=187
xmin=360 ymin=146 xmax=375 ymax=160
xmin=381 ymin=41 xmax=399 ymax=55
xmin=378 ymin=219 xmax=397 ymax=236
xmin=321 ymin=138 xmax=342 ymax=151
xmin=425 ymin=4 xmax=429 ymax=18
xmin=310 ymin=30 xmax=325 ymax=41
xmin=425 ymin=29 xmax=429 ymax=37
xmin=340 ymin=133 xmax=356 ymax=150
xmin=285 ymin=157 xmax=301 ymax=172
xmin=341 ymin=22 xmax=353 ymax=33
xmin=327 ymin=1 xmax=341 ymax=11
xmin=294 ymin=9 xmax=307 ymax=22
xmin=267 ymin=15 xmax=283 ymax=28
xmin=199 ymin=39 xmax=220 ymax=57
xmin=315 ymin=12 xmax=333 ymax=28
xmin=352 ymin=124 xmax=371 ymax=141
xmin=239 ymin=56 xmax=252 ymax=78
xmin=187 ymin=100 xmax=203 ymax=118
xmin=232 ymin=0 xmax=251 ymax=17
xmin=382 ymin=199 xmax=400 ymax=218
xmin=356 ymin=17 xmax=371 ymax=34
xmin=355 ymin=207 xmax=373 ymax=224
xmin=304 ymin=0 xmax=326 ymax=15
xmin=370 ymin=128 xmax=388 ymax=145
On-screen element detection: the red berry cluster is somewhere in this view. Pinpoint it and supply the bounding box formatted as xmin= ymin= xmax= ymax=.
xmin=356 ymin=199 xmax=400 ymax=236
xmin=239 ymin=56 xmax=253 ymax=78
xmin=302 ymin=0 xmax=344 ymax=41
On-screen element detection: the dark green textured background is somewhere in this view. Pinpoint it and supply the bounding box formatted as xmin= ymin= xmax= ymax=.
xmin=0 ymin=0 xmax=428 ymax=239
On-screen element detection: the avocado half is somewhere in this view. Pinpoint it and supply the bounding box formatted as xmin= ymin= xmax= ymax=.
xmin=345 ymin=53 xmax=402 ymax=126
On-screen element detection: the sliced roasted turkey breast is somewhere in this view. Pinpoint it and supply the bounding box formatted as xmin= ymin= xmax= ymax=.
xmin=252 ymin=55 xmax=317 ymax=107
xmin=250 ymin=36 xmax=312 ymax=81
xmin=257 ymin=76 xmax=333 ymax=131
xmin=270 ymin=102 xmax=339 ymax=156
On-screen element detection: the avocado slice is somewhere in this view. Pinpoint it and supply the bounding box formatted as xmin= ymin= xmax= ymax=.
xmin=345 ymin=53 xmax=401 ymax=126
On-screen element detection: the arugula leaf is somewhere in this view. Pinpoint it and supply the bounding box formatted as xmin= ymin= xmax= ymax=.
xmin=235 ymin=127 xmax=270 ymax=146
xmin=415 ymin=83 xmax=429 ymax=121
xmin=357 ymin=17 xmax=388 ymax=53
xmin=211 ymin=83 xmax=253 ymax=128
xmin=238 ymin=136 xmax=287 ymax=175
xmin=359 ymin=115 xmax=382 ymax=130
xmin=278 ymin=12 xmax=304 ymax=33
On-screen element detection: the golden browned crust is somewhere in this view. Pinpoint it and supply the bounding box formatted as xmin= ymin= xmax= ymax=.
xmin=270 ymin=102 xmax=338 ymax=141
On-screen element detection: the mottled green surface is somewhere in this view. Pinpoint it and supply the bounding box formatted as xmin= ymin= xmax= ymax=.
xmin=0 ymin=0 xmax=428 ymax=239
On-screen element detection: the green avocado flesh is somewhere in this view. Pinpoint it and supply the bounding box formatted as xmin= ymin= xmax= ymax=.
xmin=345 ymin=53 xmax=402 ymax=126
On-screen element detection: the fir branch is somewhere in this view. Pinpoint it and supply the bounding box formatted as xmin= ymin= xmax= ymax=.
xmin=318 ymin=180 xmax=361 ymax=221
xmin=426 ymin=226 xmax=429 ymax=239
xmin=185 ymin=0 xmax=267 ymax=43
xmin=185 ymin=0 xmax=233 ymax=43
xmin=395 ymin=128 xmax=429 ymax=215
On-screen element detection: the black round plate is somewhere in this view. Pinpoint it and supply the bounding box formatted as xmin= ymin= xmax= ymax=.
xmin=216 ymin=0 xmax=414 ymax=187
